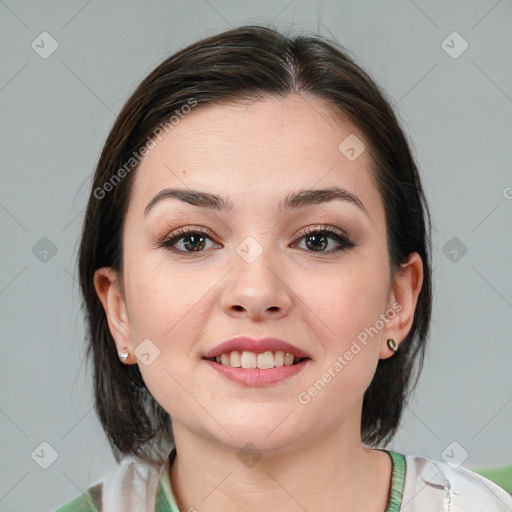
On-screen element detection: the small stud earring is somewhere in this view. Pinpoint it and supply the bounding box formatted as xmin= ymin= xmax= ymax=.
xmin=387 ymin=338 xmax=399 ymax=352
xmin=119 ymin=351 xmax=131 ymax=362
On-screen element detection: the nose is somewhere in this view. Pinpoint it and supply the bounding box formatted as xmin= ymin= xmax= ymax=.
xmin=220 ymin=249 xmax=293 ymax=321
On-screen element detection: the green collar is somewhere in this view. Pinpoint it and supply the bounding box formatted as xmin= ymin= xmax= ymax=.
xmin=385 ymin=450 xmax=406 ymax=512
xmin=155 ymin=447 xmax=179 ymax=512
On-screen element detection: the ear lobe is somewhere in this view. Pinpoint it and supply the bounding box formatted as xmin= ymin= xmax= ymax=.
xmin=93 ymin=267 xmax=132 ymax=351
xmin=379 ymin=252 xmax=424 ymax=359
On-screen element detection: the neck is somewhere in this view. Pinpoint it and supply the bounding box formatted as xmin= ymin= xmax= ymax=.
xmin=168 ymin=413 xmax=392 ymax=512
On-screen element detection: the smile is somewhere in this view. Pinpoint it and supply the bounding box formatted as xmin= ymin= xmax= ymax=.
xmin=202 ymin=352 xmax=311 ymax=387
xmin=206 ymin=350 xmax=308 ymax=369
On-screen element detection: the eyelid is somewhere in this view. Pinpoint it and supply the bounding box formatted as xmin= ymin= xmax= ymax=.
xmin=159 ymin=225 xmax=215 ymax=241
xmin=292 ymin=224 xmax=355 ymax=251
xmin=153 ymin=224 xmax=220 ymax=250
xmin=295 ymin=224 xmax=352 ymax=239
xmin=155 ymin=223 xmax=355 ymax=253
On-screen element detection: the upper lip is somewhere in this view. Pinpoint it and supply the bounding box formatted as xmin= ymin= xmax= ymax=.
xmin=202 ymin=336 xmax=311 ymax=359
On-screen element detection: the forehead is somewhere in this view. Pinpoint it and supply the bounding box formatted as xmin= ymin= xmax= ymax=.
xmin=128 ymin=94 xmax=383 ymax=222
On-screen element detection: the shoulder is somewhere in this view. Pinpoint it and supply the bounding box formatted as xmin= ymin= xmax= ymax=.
xmin=55 ymin=482 xmax=102 ymax=512
xmin=55 ymin=456 xmax=161 ymax=512
xmin=402 ymin=453 xmax=512 ymax=511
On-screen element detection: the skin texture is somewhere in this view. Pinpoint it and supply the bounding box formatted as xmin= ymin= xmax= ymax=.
xmin=94 ymin=93 xmax=423 ymax=511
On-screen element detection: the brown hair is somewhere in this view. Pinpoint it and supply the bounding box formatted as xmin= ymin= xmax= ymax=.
xmin=78 ymin=24 xmax=432 ymax=467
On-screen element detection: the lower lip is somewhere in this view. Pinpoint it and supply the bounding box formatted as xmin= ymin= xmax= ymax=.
xmin=202 ymin=359 xmax=310 ymax=387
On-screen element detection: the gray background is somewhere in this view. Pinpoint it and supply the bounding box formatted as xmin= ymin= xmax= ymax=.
xmin=1 ymin=0 xmax=511 ymax=510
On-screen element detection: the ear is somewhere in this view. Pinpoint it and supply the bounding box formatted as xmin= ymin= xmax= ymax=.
xmin=93 ymin=267 xmax=134 ymax=357
xmin=379 ymin=252 xmax=424 ymax=359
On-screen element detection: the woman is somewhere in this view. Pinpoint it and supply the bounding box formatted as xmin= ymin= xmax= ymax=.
xmin=57 ymin=25 xmax=512 ymax=511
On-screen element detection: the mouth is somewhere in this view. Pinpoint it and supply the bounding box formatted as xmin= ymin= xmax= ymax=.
xmin=203 ymin=351 xmax=310 ymax=369
xmin=202 ymin=336 xmax=312 ymax=364
xmin=202 ymin=352 xmax=311 ymax=387
xmin=201 ymin=337 xmax=312 ymax=385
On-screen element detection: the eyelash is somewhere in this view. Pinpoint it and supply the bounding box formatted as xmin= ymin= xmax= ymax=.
xmin=156 ymin=224 xmax=355 ymax=256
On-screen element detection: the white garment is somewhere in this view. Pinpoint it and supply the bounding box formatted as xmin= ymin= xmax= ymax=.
xmin=401 ymin=454 xmax=512 ymax=511
xmin=100 ymin=451 xmax=512 ymax=511
xmin=102 ymin=455 xmax=162 ymax=512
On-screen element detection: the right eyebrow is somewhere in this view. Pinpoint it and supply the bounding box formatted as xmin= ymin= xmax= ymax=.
xmin=144 ymin=188 xmax=235 ymax=216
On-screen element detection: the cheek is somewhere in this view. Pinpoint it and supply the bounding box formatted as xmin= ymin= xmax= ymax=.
xmin=128 ymin=282 xmax=203 ymax=420
xmin=298 ymin=261 xmax=389 ymax=342
xmin=124 ymin=261 xmax=218 ymax=413
xmin=318 ymin=264 xmax=389 ymax=401
xmin=125 ymin=259 xmax=213 ymax=341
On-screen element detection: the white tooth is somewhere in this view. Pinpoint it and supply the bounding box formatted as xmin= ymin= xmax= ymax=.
xmin=284 ymin=352 xmax=294 ymax=366
xmin=274 ymin=351 xmax=284 ymax=367
xmin=257 ymin=351 xmax=275 ymax=369
xmin=230 ymin=351 xmax=241 ymax=368
xmin=220 ymin=353 xmax=230 ymax=366
xmin=215 ymin=356 xmax=221 ymax=363
xmin=241 ymin=351 xmax=257 ymax=368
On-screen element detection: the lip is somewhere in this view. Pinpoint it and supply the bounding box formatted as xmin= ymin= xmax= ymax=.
xmin=203 ymin=358 xmax=311 ymax=387
xmin=202 ymin=336 xmax=312 ymax=359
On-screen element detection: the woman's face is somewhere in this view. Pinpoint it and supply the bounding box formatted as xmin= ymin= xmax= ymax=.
xmin=97 ymin=94 xmax=420 ymax=453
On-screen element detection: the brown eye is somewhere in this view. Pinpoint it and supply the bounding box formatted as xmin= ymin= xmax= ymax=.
xmin=158 ymin=227 xmax=220 ymax=254
xmin=176 ymin=233 xmax=207 ymax=251
xmin=304 ymin=233 xmax=329 ymax=251
xmin=294 ymin=226 xmax=355 ymax=253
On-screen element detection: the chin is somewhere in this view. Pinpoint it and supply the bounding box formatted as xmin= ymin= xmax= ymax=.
xmin=204 ymin=413 xmax=309 ymax=454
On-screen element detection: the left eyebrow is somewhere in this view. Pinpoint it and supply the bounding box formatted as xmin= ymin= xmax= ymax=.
xmin=279 ymin=187 xmax=369 ymax=217
xmin=143 ymin=186 xmax=369 ymax=218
